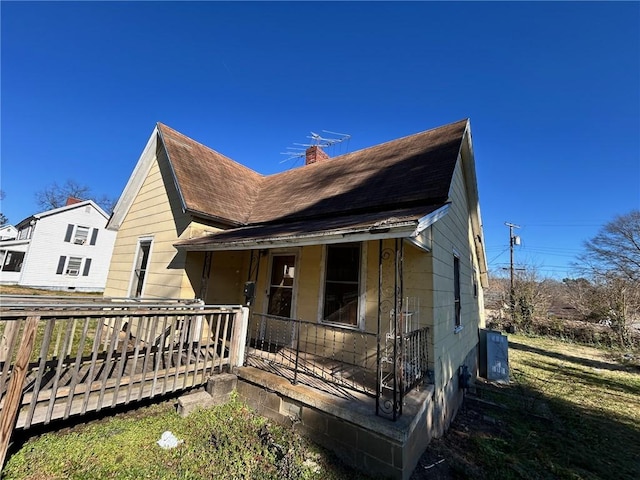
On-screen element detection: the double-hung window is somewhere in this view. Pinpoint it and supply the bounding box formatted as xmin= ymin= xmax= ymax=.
xmin=322 ymin=243 xmax=361 ymax=327
xmin=64 ymin=224 xmax=98 ymax=245
xmin=73 ymin=226 xmax=89 ymax=245
xmin=66 ymin=257 xmax=82 ymax=276
xmin=56 ymin=256 xmax=92 ymax=276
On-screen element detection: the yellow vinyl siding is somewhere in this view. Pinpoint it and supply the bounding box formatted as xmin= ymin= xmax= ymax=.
xmin=204 ymin=250 xmax=249 ymax=305
xmin=296 ymin=245 xmax=323 ymax=321
xmin=430 ymin=156 xmax=483 ymax=394
xmin=105 ymin=152 xmax=194 ymax=299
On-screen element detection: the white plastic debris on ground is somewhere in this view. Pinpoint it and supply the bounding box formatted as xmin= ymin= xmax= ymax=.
xmin=157 ymin=431 xmax=183 ymax=449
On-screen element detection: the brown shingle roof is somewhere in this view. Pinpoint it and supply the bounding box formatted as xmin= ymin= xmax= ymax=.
xmin=159 ymin=119 xmax=467 ymax=227
xmin=158 ymin=123 xmax=263 ymax=224
xmin=251 ymin=119 xmax=467 ymax=224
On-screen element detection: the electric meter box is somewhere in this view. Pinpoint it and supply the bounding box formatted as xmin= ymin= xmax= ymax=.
xmin=479 ymin=329 xmax=510 ymax=382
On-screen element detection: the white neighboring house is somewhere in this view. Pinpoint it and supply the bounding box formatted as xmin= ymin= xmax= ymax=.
xmin=0 ymin=225 xmax=17 ymax=241
xmin=0 ymin=200 xmax=117 ymax=292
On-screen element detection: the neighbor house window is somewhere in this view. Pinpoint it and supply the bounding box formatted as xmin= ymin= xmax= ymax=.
xmin=64 ymin=224 xmax=98 ymax=245
xmin=454 ymin=255 xmax=461 ymax=329
xmin=73 ymin=226 xmax=89 ymax=245
xmin=55 ymin=256 xmax=91 ymax=276
xmin=130 ymin=239 xmax=152 ymax=297
xmin=322 ymin=243 xmax=361 ymax=326
xmin=1 ymin=251 xmax=25 ymax=272
xmin=17 ymin=225 xmax=33 ymax=240
xmin=66 ymin=257 xmax=82 ymax=276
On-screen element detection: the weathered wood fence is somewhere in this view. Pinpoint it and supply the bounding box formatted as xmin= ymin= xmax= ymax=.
xmin=0 ymin=301 xmax=249 ymax=468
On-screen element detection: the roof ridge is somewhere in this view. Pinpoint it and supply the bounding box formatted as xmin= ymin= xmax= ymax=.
xmin=266 ymin=118 xmax=469 ymax=176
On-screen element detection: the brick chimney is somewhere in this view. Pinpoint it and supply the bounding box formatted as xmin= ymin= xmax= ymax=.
xmin=65 ymin=196 xmax=83 ymax=206
xmin=305 ymin=145 xmax=329 ymax=165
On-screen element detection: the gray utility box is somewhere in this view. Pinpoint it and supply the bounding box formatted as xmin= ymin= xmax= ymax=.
xmin=479 ymin=329 xmax=510 ymax=382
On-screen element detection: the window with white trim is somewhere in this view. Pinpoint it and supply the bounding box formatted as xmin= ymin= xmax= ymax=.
xmin=17 ymin=225 xmax=33 ymax=240
xmin=130 ymin=239 xmax=152 ymax=297
xmin=64 ymin=224 xmax=99 ymax=245
xmin=66 ymin=257 xmax=82 ymax=276
xmin=55 ymin=256 xmax=92 ymax=277
xmin=73 ymin=226 xmax=89 ymax=245
xmin=1 ymin=250 xmax=25 ymax=272
xmin=322 ymin=243 xmax=361 ymax=326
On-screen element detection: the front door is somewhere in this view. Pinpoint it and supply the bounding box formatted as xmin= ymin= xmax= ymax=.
xmin=267 ymin=254 xmax=296 ymax=318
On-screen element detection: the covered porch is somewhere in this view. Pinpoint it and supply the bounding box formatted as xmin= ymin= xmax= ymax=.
xmin=177 ymin=206 xmax=448 ymax=422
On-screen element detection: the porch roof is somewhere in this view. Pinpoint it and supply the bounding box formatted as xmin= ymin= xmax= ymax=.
xmin=174 ymin=204 xmax=447 ymax=251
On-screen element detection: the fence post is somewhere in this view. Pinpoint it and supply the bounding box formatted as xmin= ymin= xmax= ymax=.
xmin=229 ymin=307 xmax=249 ymax=368
xmin=0 ymin=321 xmax=19 ymax=363
xmin=0 ymin=315 xmax=39 ymax=469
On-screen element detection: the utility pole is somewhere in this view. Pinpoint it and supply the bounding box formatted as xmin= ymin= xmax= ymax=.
xmin=505 ymin=222 xmax=520 ymax=322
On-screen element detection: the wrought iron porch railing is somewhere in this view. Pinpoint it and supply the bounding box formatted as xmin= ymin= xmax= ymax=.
xmin=245 ymin=313 xmax=431 ymax=419
xmin=246 ymin=313 xmax=378 ymax=397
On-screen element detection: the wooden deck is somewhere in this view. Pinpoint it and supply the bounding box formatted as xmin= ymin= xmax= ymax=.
xmin=0 ymin=302 xmax=249 ymax=466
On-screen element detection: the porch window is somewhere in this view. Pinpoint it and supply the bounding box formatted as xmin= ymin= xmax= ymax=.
xmin=130 ymin=239 xmax=152 ymax=297
xmin=323 ymin=243 xmax=360 ymax=326
xmin=454 ymin=255 xmax=461 ymax=328
xmin=1 ymin=251 xmax=25 ymax=272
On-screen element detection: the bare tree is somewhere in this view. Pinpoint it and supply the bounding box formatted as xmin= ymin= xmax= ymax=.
xmin=562 ymin=277 xmax=598 ymax=319
xmin=579 ymin=210 xmax=640 ymax=282
xmin=487 ymin=265 xmax=553 ymax=331
xmin=0 ymin=190 xmax=6 ymax=225
xmin=574 ymin=210 xmax=640 ymax=345
xmin=35 ymin=180 xmax=116 ymax=214
xmin=512 ymin=267 xmax=554 ymax=330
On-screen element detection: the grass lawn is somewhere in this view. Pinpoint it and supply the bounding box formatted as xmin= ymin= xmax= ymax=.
xmin=2 ymin=394 xmax=371 ymax=480
xmin=423 ymin=333 xmax=640 ymax=480
xmin=3 ymin=333 xmax=639 ymax=479
xmin=0 ymin=285 xmax=102 ymax=297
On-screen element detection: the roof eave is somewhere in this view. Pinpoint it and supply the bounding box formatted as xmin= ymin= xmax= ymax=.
xmin=186 ymin=209 xmax=245 ymax=228
xmin=175 ymin=222 xmax=419 ymax=252
xmin=107 ymin=126 xmax=160 ymax=231
xmin=460 ymin=121 xmax=489 ymax=286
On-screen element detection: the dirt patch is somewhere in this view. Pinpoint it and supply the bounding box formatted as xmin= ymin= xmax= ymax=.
xmin=410 ymin=397 xmax=506 ymax=479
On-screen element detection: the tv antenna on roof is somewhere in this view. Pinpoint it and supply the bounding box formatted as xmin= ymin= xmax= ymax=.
xmin=280 ymin=130 xmax=351 ymax=164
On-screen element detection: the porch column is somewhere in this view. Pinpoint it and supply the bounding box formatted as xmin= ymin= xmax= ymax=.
xmin=198 ymin=251 xmax=212 ymax=302
xmin=376 ymin=238 xmax=405 ymax=420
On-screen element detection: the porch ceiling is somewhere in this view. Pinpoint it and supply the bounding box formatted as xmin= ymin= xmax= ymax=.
xmin=174 ymin=204 xmax=445 ymax=251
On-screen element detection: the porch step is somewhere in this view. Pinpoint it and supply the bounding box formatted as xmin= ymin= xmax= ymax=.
xmin=176 ymin=373 xmax=237 ymax=417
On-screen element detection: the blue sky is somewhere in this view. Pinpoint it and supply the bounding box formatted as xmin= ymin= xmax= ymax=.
xmin=1 ymin=1 xmax=639 ymax=280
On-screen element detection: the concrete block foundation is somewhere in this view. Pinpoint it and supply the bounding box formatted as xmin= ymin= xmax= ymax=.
xmin=235 ymin=366 xmax=435 ymax=480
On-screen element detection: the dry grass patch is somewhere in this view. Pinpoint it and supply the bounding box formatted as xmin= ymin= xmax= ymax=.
xmin=420 ymin=334 xmax=640 ymax=480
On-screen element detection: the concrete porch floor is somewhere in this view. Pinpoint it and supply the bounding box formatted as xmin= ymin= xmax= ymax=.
xmin=235 ymin=366 xmax=436 ymax=480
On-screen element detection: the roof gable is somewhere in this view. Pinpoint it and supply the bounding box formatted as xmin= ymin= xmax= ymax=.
xmin=16 ymin=200 xmax=108 ymax=229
